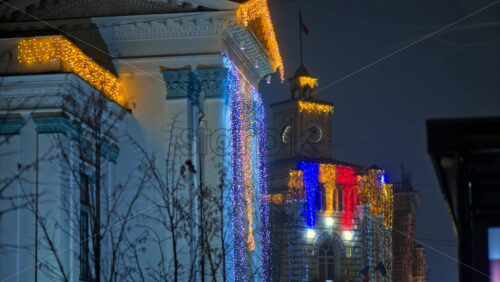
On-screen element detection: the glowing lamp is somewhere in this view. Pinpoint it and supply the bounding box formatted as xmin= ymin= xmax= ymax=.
xmin=343 ymin=231 xmax=353 ymax=241
xmin=325 ymin=217 xmax=335 ymax=227
xmin=306 ymin=229 xmax=316 ymax=239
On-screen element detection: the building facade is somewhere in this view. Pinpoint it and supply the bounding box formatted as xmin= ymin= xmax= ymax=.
xmin=392 ymin=171 xmax=427 ymax=282
xmin=268 ymin=64 xmax=393 ymax=282
xmin=0 ymin=0 xmax=284 ymax=281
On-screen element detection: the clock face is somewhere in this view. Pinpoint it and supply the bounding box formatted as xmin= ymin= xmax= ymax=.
xmin=282 ymin=125 xmax=292 ymax=143
xmin=307 ymin=124 xmax=323 ymax=143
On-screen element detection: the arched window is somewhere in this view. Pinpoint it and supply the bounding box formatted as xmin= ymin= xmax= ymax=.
xmin=318 ymin=242 xmax=335 ymax=281
xmin=337 ymin=185 xmax=344 ymax=212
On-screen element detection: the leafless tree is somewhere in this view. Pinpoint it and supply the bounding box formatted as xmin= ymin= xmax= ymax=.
xmin=0 ymin=97 xmax=53 ymax=255
xmin=128 ymin=116 xmax=201 ymax=282
xmin=200 ymin=166 xmax=233 ymax=282
xmin=25 ymin=84 xmax=146 ymax=282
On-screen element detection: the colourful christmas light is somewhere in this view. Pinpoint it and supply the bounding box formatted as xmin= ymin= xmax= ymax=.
xmin=298 ymin=101 xmax=334 ymax=115
xmin=237 ymin=0 xmax=284 ymax=81
xmin=224 ymin=55 xmax=270 ymax=281
xmin=17 ymin=36 xmax=127 ymax=108
xmin=357 ymin=169 xmax=393 ymax=228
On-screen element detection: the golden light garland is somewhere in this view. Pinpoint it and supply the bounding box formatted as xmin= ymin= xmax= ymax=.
xmin=357 ymin=169 xmax=393 ymax=228
xmin=298 ymin=100 xmax=334 ymax=115
xmin=17 ymin=36 xmax=127 ymax=108
xmin=319 ymin=164 xmax=336 ymax=215
xmin=288 ymin=169 xmax=304 ymax=200
xmin=268 ymin=193 xmax=284 ymax=204
xmin=237 ymin=0 xmax=285 ymax=82
xmin=298 ymin=76 xmax=318 ymax=89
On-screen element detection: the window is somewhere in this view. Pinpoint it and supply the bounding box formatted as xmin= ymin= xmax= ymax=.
xmin=80 ymin=210 xmax=90 ymax=281
xmin=338 ymin=186 xmax=343 ymax=212
xmin=80 ymin=174 xmax=89 ymax=205
xmin=318 ymin=242 xmax=335 ymax=281
xmin=80 ymin=174 xmax=91 ymax=281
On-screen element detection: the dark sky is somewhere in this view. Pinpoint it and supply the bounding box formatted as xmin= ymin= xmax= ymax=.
xmin=260 ymin=0 xmax=500 ymax=281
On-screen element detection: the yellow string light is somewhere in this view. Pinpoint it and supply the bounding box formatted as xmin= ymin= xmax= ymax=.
xmin=268 ymin=193 xmax=284 ymax=204
xmin=298 ymin=100 xmax=334 ymax=115
xmin=357 ymin=169 xmax=393 ymax=228
xmin=17 ymin=36 xmax=127 ymax=108
xmin=288 ymin=169 xmax=304 ymax=200
xmin=319 ymin=164 xmax=336 ymax=215
xmin=298 ymin=76 xmax=318 ymax=89
xmin=237 ymin=0 xmax=285 ymax=82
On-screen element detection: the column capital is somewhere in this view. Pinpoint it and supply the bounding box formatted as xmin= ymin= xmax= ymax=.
xmin=161 ymin=69 xmax=193 ymax=100
xmin=197 ymin=67 xmax=228 ymax=99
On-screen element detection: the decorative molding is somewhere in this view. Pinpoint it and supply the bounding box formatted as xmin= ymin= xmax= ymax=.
xmin=94 ymin=13 xmax=274 ymax=82
xmin=96 ymin=16 xmax=226 ymax=41
xmin=162 ymin=67 xmax=229 ymax=102
xmin=224 ymin=21 xmax=274 ymax=80
xmin=33 ymin=116 xmax=79 ymax=139
xmin=197 ymin=67 xmax=227 ymax=99
xmin=312 ymin=231 xmax=346 ymax=257
xmin=0 ymin=117 xmax=26 ymax=135
xmin=0 ymin=73 xmax=129 ymax=125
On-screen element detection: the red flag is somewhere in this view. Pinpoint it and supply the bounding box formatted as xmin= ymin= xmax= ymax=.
xmin=299 ymin=10 xmax=309 ymax=34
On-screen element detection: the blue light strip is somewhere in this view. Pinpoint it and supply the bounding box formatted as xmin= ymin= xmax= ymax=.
xmin=298 ymin=161 xmax=319 ymax=228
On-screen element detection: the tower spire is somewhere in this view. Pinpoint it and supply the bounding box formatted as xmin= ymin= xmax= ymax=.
xmin=299 ymin=9 xmax=303 ymax=65
xmin=290 ymin=10 xmax=316 ymax=99
xmin=298 ymin=9 xmax=309 ymax=65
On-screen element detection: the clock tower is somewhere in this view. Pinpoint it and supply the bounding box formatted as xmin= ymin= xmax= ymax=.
xmin=268 ymin=52 xmax=392 ymax=282
xmin=269 ymin=64 xmax=334 ymax=187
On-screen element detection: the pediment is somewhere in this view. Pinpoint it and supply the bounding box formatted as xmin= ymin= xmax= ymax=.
xmin=1 ymin=0 xmax=211 ymax=22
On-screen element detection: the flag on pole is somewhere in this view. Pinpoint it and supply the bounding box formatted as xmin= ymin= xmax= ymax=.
xmin=299 ymin=9 xmax=309 ymax=34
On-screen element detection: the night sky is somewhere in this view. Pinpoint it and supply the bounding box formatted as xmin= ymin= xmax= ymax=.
xmin=259 ymin=0 xmax=500 ymax=281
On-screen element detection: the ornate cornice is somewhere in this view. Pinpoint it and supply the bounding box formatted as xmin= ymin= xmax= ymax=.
xmin=0 ymin=117 xmax=25 ymax=135
xmin=94 ymin=12 xmax=274 ymax=82
xmin=95 ymin=16 xmax=226 ymax=41
xmin=0 ymin=73 xmax=128 ymax=118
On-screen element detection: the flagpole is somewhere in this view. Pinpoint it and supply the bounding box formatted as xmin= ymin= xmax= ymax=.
xmin=299 ymin=9 xmax=303 ymax=65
